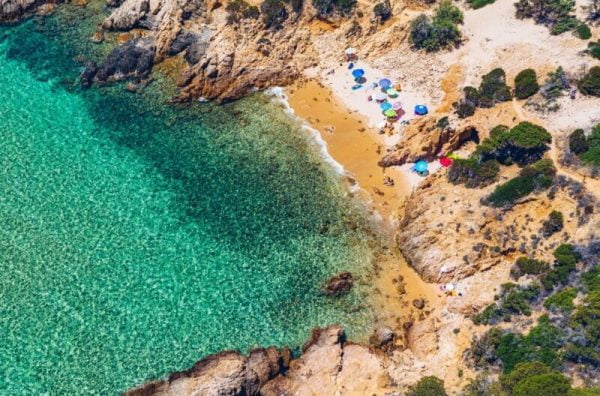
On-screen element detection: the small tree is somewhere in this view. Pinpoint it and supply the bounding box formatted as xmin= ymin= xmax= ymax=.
xmin=575 ymin=23 xmax=592 ymax=39
xmin=578 ymin=66 xmax=600 ymax=96
xmin=373 ymin=0 xmax=392 ymax=22
xmin=409 ymin=0 xmax=463 ymax=51
xmin=569 ymin=129 xmax=589 ymax=155
xmin=408 ymin=376 xmax=448 ymax=396
xmin=515 ymin=68 xmax=540 ymax=99
xmin=513 ymin=373 xmax=571 ymax=396
xmin=542 ymin=210 xmax=564 ymax=237
xmin=261 ymin=0 xmax=289 ymax=28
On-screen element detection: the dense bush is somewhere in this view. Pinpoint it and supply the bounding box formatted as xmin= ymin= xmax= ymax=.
xmin=468 ymin=0 xmax=496 ymax=8
xmin=514 ymin=69 xmax=540 ymax=99
xmin=511 ymin=257 xmax=548 ymax=279
xmin=261 ymin=0 xmax=289 ymax=28
xmin=588 ymin=41 xmax=600 ymax=60
xmin=475 ymin=122 xmax=552 ymax=166
xmin=540 ymin=66 xmax=570 ymax=100
xmin=226 ymin=0 xmax=260 ymax=23
xmin=513 ymin=373 xmax=571 ymax=396
xmin=541 ymin=244 xmax=580 ymax=291
xmin=312 ymin=0 xmax=356 ymax=18
xmin=578 ymin=66 xmax=600 ymax=97
xmin=407 ymin=376 xmax=447 ymax=396
xmin=473 ymin=283 xmax=542 ymax=325
xmin=500 ymin=361 xmax=555 ymax=393
xmin=570 ymin=129 xmax=590 ymax=155
xmin=484 ymin=158 xmax=555 ymax=207
xmin=576 ymin=23 xmax=592 ymax=39
xmin=544 ymin=287 xmax=577 ymax=312
xmin=514 ymin=0 xmax=579 ymax=35
xmin=447 ymin=158 xmax=500 ymax=188
xmin=542 ymin=210 xmax=564 ymax=238
xmin=478 ymin=68 xmax=513 ymax=107
xmin=409 ymin=0 xmax=463 ymax=51
xmin=373 ymin=0 xmax=392 ymax=22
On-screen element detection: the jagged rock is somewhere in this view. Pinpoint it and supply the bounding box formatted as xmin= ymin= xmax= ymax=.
xmin=412 ymin=298 xmax=425 ymax=310
xmin=0 ymin=0 xmax=55 ymax=21
xmin=84 ymin=38 xmax=155 ymax=85
xmin=370 ymin=325 xmax=395 ymax=347
xmin=102 ymin=0 xmax=150 ymax=31
xmin=323 ymin=271 xmax=353 ymax=296
xmin=80 ymin=61 xmax=98 ymax=88
xmin=379 ymin=117 xmax=479 ymax=167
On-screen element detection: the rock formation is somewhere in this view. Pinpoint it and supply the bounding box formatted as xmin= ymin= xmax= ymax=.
xmin=379 ymin=117 xmax=479 ymax=167
xmin=0 ymin=0 xmax=58 ymax=21
xmin=323 ymin=271 xmax=354 ymax=296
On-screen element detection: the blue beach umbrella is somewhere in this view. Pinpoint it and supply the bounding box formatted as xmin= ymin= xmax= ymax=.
xmin=379 ymin=78 xmax=392 ymax=89
xmin=415 ymin=105 xmax=429 ymax=115
xmin=415 ymin=160 xmax=428 ymax=173
xmin=352 ymin=69 xmax=365 ymax=78
xmin=380 ymin=102 xmax=392 ymax=111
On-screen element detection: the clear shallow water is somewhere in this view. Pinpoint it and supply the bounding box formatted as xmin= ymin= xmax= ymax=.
xmin=0 ymin=9 xmax=376 ymax=395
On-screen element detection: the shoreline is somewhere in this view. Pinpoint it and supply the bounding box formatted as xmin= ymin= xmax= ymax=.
xmin=279 ymin=77 xmax=441 ymax=346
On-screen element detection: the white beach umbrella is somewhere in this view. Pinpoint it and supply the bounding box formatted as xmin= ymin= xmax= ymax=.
xmin=345 ymin=47 xmax=357 ymax=55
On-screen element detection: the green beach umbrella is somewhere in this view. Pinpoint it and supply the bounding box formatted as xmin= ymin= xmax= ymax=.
xmin=383 ymin=109 xmax=397 ymax=118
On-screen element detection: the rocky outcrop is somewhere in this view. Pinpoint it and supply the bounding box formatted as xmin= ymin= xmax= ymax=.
xmin=379 ymin=117 xmax=479 ymax=167
xmin=0 ymin=0 xmax=57 ymax=22
xmin=125 ymin=347 xmax=291 ymax=396
xmin=81 ymin=38 xmax=155 ymax=86
xmin=323 ymin=271 xmax=353 ymax=296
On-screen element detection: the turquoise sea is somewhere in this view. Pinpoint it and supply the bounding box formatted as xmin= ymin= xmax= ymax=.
xmin=0 ymin=4 xmax=378 ymax=395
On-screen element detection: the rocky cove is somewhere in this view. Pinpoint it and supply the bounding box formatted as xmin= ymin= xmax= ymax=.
xmin=2 ymin=0 xmax=600 ymax=394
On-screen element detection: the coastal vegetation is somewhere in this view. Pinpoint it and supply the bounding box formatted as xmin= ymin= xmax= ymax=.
xmin=226 ymin=0 xmax=260 ymax=24
xmin=578 ymin=66 xmax=600 ymax=97
xmin=373 ymin=0 xmax=392 ymax=22
xmin=312 ymin=0 xmax=356 ymax=18
xmin=467 ymin=0 xmax=496 ymax=9
xmin=455 ymin=68 xmax=512 ymax=118
xmin=569 ymin=124 xmax=600 ymax=167
xmin=588 ymin=41 xmax=600 ymax=60
xmin=576 ymin=23 xmax=592 ymax=39
xmin=514 ymin=0 xmax=580 ymax=35
xmin=514 ymin=68 xmax=539 ymax=99
xmin=409 ymin=0 xmax=463 ymax=51
xmin=408 ymin=376 xmax=448 ymax=396
xmin=542 ymin=210 xmax=564 ymax=237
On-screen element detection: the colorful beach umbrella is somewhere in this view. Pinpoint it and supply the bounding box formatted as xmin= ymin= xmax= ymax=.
xmin=379 ymin=78 xmax=392 ymax=89
xmin=374 ymin=92 xmax=387 ymax=101
xmin=380 ymin=102 xmax=392 ymax=111
xmin=439 ymin=156 xmax=453 ymax=167
xmin=383 ymin=109 xmax=398 ymax=118
xmin=387 ymin=88 xmax=398 ymax=98
xmin=415 ymin=160 xmax=428 ymax=173
xmin=392 ymin=101 xmax=403 ymax=110
xmin=415 ymin=105 xmax=428 ymax=115
xmin=352 ymin=68 xmax=365 ymax=78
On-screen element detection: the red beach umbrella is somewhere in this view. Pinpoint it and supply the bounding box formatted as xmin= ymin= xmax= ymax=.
xmin=439 ymin=156 xmax=453 ymax=167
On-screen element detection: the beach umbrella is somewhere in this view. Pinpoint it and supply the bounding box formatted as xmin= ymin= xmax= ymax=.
xmin=380 ymin=102 xmax=392 ymax=111
xmin=345 ymin=47 xmax=357 ymax=55
xmin=352 ymin=68 xmax=365 ymax=78
xmin=387 ymin=88 xmax=398 ymax=98
xmin=374 ymin=92 xmax=387 ymax=102
xmin=383 ymin=109 xmax=397 ymax=118
xmin=392 ymin=101 xmax=403 ymax=110
xmin=415 ymin=105 xmax=428 ymax=115
xmin=439 ymin=156 xmax=453 ymax=167
xmin=379 ymin=78 xmax=392 ymax=89
xmin=414 ymin=160 xmax=428 ymax=173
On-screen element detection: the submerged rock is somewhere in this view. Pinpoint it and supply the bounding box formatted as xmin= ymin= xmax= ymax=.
xmin=323 ymin=271 xmax=353 ymax=296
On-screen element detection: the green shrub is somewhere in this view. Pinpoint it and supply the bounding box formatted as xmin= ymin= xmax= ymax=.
xmin=576 ymin=23 xmax=592 ymax=39
xmin=578 ymin=66 xmax=600 ymax=96
xmin=582 ymin=266 xmax=600 ymax=292
xmin=226 ymin=0 xmax=260 ymax=23
xmin=447 ymin=158 xmax=500 ymax=188
xmin=541 ymin=244 xmax=579 ymax=291
xmin=511 ymin=257 xmax=548 ymax=279
xmin=515 ymin=69 xmax=540 ymax=99
xmin=581 ymin=146 xmax=600 ymax=166
xmin=478 ymin=68 xmax=513 ymax=107
xmin=484 ymin=158 xmax=555 ymax=207
xmin=475 ymin=122 xmax=551 ymax=165
xmin=540 ymin=66 xmax=570 ymax=100
xmin=515 ymin=0 xmax=578 ymax=35
xmin=312 ymin=0 xmax=356 ymax=18
xmin=542 ymin=210 xmax=564 ymax=238
xmin=500 ymin=361 xmax=555 ymax=393
xmin=544 ymin=287 xmax=577 ymax=312
xmin=513 ymin=373 xmax=571 ymax=396
xmin=261 ymin=0 xmax=289 ymax=28
xmin=473 ymin=283 xmax=541 ymax=324
xmin=569 ymin=388 xmax=600 ymax=396
xmin=570 ymin=129 xmax=590 ymax=155
xmin=589 ymin=41 xmax=600 ymax=59
xmin=373 ymin=0 xmax=392 ymax=22
xmin=409 ymin=1 xmax=463 ymax=51
xmin=468 ymin=0 xmax=496 ymax=8
xmin=407 ymin=376 xmax=447 ymax=396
